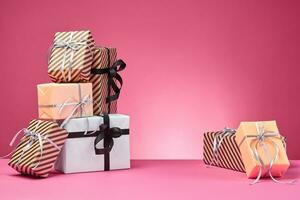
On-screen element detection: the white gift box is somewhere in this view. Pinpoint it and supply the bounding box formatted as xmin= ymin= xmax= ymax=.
xmin=55 ymin=114 xmax=130 ymax=173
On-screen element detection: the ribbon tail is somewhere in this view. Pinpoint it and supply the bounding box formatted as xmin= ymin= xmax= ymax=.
xmin=267 ymin=140 xmax=296 ymax=184
xmin=250 ymin=166 xmax=262 ymax=185
xmin=60 ymin=102 xmax=82 ymax=128
xmin=269 ymin=171 xmax=296 ymax=184
xmin=32 ymin=134 xmax=43 ymax=169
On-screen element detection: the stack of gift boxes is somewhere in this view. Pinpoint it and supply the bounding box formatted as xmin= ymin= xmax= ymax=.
xmin=8 ymin=30 xmax=130 ymax=177
xmin=203 ymin=121 xmax=292 ymax=184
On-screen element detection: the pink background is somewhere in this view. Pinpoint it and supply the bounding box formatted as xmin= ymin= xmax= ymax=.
xmin=0 ymin=0 xmax=299 ymax=159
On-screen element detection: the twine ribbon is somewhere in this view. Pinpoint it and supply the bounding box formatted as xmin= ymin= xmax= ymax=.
xmin=239 ymin=122 xmax=295 ymax=185
xmin=48 ymin=31 xmax=93 ymax=82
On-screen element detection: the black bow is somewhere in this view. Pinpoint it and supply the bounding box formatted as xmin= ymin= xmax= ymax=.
xmin=91 ymin=48 xmax=126 ymax=113
xmin=94 ymin=124 xmax=128 ymax=155
xmin=94 ymin=114 xmax=129 ymax=170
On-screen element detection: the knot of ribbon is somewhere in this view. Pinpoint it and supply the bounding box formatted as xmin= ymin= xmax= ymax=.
xmin=91 ymin=48 xmax=126 ymax=113
xmin=48 ymin=32 xmax=93 ymax=82
xmin=53 ymin=40 xmax=87 ymax=51
xmin=59 ymin=94 xmax=92 ymax=131
xmin=208 ymin=127 xmax=236 ymax=167
xmin=91 ymin=59 xmax=126 ymax=102
xmin=94 ymin=124 xmax=125 ymax=155
xmin=2 ymin=121 xmax=60 ymax=169
xmin=239 ymin=123 xmax=295 ymax=185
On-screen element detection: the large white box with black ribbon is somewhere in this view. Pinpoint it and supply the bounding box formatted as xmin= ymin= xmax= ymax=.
xmin=55 ymin=114 xmax=130 ymax=173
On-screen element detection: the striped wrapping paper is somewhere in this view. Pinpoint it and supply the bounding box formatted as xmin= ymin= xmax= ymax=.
xmin=8 ymin=120 xmax=68 ymax=178
xmin=48 ymin=30 xmax=95 ymax=83
xmin=203 ymin=131 xmax=245 ymax=172
xmin=90 ymin=47 xmax=118 ymax=115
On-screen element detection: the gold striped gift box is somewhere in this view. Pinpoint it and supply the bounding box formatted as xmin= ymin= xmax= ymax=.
xmin=48 ymin=30 xmax=95 ymax=83
xmin=90 ymin=47 xmax=118 ymax=115
xmin=203 ymin=131 xmax=245 ymax=172
xmin=8 ymin=120 xmax=68 ymax=178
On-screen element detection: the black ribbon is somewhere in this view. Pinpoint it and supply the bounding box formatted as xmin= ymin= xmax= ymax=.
xmin=91 ymin=48 xmax=126 ymax=113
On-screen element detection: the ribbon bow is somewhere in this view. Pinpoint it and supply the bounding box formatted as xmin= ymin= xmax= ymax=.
xmin=59 ymin=94 xmax=92 ymax=132
xmin=94 ymin=123 xmax=124 ymax=155
xmin=92 ymin=114 xmax=129 ymax=171
xmin=53 ymin=40 xmax=87 ymax=51
xmin=91 ymin=48 xmax=126 ymax=113
xmin=208 ymin=127 xmax=236 ymax=167
xmin=91 ymin=59 xmax=126 ymax=102
xmin=239 ymin=123 xmax=295 ymax=185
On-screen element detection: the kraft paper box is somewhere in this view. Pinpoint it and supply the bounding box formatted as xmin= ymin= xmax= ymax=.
xmin=235 ymin=121 xmax=289 ymax=178
xmin=90 ymin=47 xmax=126 ymax=115
xmin=8 ymin=119 xmax=68 ymax=178
xmin=203 ymin=131 xmax=245 ymax=172
xmin=48 ymin=30 xmax=95 ymax=83
xmin=55 ymin=114 xmax=130 ymax=173
xmin=37 ymin=83 xmax=93 ymax=120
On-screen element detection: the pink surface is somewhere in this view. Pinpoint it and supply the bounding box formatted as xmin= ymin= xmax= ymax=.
xmin=0 ymin=159 xmax=299 ymax=200
xmin=0 ymin=0 xmax=300 ymax=159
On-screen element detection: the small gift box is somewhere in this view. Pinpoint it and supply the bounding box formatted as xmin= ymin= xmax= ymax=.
xmin=48 ymin=30 xmax=95 ymax=83
xmin=8 ymin=119 xmax=68 ymax=178
xmin=55 ymin=114 xmax=130 ymax=173
xmin=90 ymin=47 xmax=126 ymax=115
xmin=37 ymin=83 xmax=93 ymax=120
xmin=203 ymin=129 xmax=245 ymax=172
xmin=235 ymin=121 xmax=290 ymax=180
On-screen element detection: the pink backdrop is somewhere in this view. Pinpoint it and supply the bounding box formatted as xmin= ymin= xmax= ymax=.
xmin=0 ymin=0 xmax=299 ymax=159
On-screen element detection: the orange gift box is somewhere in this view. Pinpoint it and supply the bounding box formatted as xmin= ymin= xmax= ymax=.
xmin=235 ymin=121 xmax=289 ymax=179
xmin=37 ymin=83 xmax=93 ymax=120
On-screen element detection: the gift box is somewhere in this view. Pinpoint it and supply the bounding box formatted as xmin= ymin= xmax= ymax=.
xmin=48 ymin=30 xmax=95 ymax=83
xmin=37 ymin=83 xmax=93 ymax=120
xmin=8 ymin=119 xmax=68 ymax=178
xmin=55 ymin=114 xmax=130 ymax=173
xmin=235 ymin=121 xmax=289 ymax=179
xmin=90 ymin=47 xmax=126 ymax=115
xmin=203 ymin=130 xmax=245 ymax=172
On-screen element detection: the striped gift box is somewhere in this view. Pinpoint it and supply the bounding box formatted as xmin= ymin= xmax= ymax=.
xmin=203 ymin=131 xmax=245 ymax=172
xmin=48 ymin=30 xmax=95 ymax=83
xmin=8 ymin=120 xmax=68 ymax=178
xmin=90 ymin=47 xmax=118 ymax=115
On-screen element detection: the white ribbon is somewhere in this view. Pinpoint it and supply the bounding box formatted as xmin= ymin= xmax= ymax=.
xmin=59 ymin=94 xmax=92 ymax=132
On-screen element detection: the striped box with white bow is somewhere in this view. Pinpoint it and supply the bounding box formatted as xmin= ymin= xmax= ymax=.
xmin=48 ymin=30 xmax=95 ymax=83
xmin=203 ymin=131 xmax=245 ymax=172
xmin=8 ymin=119 xmax=68 ymax=177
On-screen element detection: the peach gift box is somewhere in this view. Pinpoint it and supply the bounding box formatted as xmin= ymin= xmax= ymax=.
xmin=235 ymin=121 xmax=289 ymax=179
xmin=37 ymin=83 xmax=93 ymax=120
